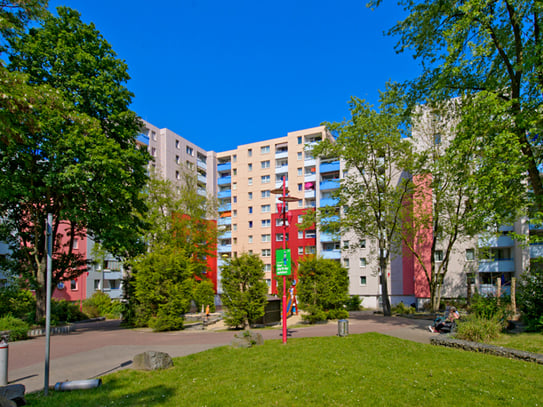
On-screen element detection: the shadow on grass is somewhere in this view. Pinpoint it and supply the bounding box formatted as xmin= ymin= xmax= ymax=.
xmin=27 ymin=377 xmax=176 ymax=407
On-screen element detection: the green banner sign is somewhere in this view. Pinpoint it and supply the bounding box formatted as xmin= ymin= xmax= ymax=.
xmin=276 ymin=249 xmax=291 ymax=276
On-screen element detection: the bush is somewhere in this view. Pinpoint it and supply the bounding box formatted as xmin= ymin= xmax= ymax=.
xmin=345 ymin=296 xmax=362 ymax=311
xmin=0 ymin=314 xmax=30 ymax=341
xmin=469 ymin=293 xmax=511 ymax=326
xmin=327 ymin=308 xmax=349 ymax=320
xmin=192 ymin=279 xmax=216 ymax=313
xmin=455 ymin=314 xmax=503 ymax=342
xmin=148 ymin=304 xmax=184 ymax=332
xmin=301 ymin=305 xmax=328 ymax=324
xmin=0 ymin=287 xmax=36 ymax=323
xmin=518 ymin=271 xmax=543 ymax=332
xmin=82 ymin=292 xmax=123 ymax=319
xmin=392 ymin=302 xmax=416 ymax=315
xmin=50 ymin=299 xmax=87 ymax=323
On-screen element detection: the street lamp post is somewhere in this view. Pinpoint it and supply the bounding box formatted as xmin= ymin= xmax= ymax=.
xmin=271 ymin=176 xmax=299 ymax=344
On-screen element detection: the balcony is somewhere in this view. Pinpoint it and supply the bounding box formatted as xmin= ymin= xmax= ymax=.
xmin=197 ymin=174 xmax=207 ymax=184
xmin=103 ymin=271 xmax=123 ymax=280
xmin=320 ymin=197 xmax=339 ymax=207
xmin=478 ymin=235 xmax=515 ymax=248
xmin=197 ymin=159 xmax=207 ymax=170
xmin=305 ymin=190 xmax=315 ymax=199
xmin=304 ymin=158 xmax=316 ymax=168
xmin=197 ymin=188 xmax=206 ymax=196
xmin=218 ymin=244 xmax=232 ymax=253
xmin=218 ymin=190 xmax=231 ymax=199
xmin=478 ymin=259 xmax=515 ymax=273
xmin=137 ymin=133 xmax=149 ymax=145
xmin=530 ymin=243 xmax=543 ymax=258
xmin=217 ymin=162 xmax=231 ymax=172
xmin=304 ymin=173 xmax=316 ymax=182
xmin=218 ymin=176 xmax=231 ymax=186
xmin=319 ymin=232 xmax=339 ymax=243
xmin=218 ymin=217 xmax=231 ymax=226
xmin=275 ymin=180 xmax=289 ymax=189
xmin=104 ymin=288 xmax=122 ymax=299
xmin=218 ymin=203 xmax=232 ymax=212
xmin=275 ymin=150 xmax=288 ymax=159
xmin=219 ymin=231 xmax=232 ymax=239
xmin=322 ymin=249 xmax=341 ymax=260
xmin=320 ymin=161 xmax=340 ymax=173
xmin=275 ymin=165 xmax=288 ymax=174
xmin=320 ymin=179 xmax=340 ymax=191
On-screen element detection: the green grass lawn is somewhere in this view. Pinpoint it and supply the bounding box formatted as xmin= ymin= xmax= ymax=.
xmin=489 ymin=332 xmax=543 ymax=354
xmin=27 ymin=333 xmax=543 ymax=406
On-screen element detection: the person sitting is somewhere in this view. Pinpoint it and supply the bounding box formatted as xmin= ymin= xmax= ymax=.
xmin=428 ymin=307 xmax=460 ymax=333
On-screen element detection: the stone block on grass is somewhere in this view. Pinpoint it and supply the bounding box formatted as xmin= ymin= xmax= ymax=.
xmin=231 ymin=330 xmax=264 ymax=348
xmin=133 ymin=351 xmax=173 ymax=371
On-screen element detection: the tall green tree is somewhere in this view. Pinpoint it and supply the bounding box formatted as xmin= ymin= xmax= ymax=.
xmin=0 ymin=6 xmax=149 ymax=321
xmin=317 ymin=86 xmax=413 ymax=316
xmin=221 ymin=253 xmax=268 ymax=329
xmin=375 ymin=0 xmax=543 ymax=216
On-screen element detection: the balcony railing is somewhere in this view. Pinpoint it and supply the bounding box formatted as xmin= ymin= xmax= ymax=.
xmin=320 ymin=161 xmax=340 ymax=173
xmin=219 ymin=231 xmax=232 ymax=239
xmin=218 ymin=244 xmax=232 ymax=253
xmin=275 ymin=165 xmax=288 ymax=174
xmin=218 ymin=176 xmax=231 ymax=186
xmin=320 ymin=179 xmax=340 ymax=191
xmin=478 ymin=235 xmax=515 ymax=248
xmin=478 ymin=259 xmax=515 ymax=273
xmin=197 ymin=188 xmax=206 ymax=196
xmin=218 ymin=217 xmax=231 ymax=226
xmin=530 ymin=243 xmax=543 ymax=258
xmin=320 ymin=197 xmax=339 ymax=207
xmin=217 ymin=162 xmax=231 ymax=172
xmin=319 ymin=232 xmax=340 ymax=243
xmin=322 ymin=250 xmax=341 ymax=260
xmin=218 ymin=190 xmax=231 ymax=199
xmin=275 ymin=151 xmax=288 ymax=159
xmin=218 ymin=203 xmax=232 ymax=212
xmin=197 ymin=160 xmax=207 ymax=170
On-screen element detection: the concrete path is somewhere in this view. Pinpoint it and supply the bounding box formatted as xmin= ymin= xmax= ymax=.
xmin=7 ymin=311 xmax=435 ymax=393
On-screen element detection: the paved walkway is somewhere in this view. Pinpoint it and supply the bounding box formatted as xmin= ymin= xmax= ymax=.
xmin=7 ymin=311 xmax=435 ymax=393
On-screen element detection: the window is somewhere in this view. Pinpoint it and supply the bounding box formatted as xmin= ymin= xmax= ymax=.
xmin=261 ymin=204 xmax=271 ymax=213
xmin=72 ymin=238 xmax=79 ymax=250
xmin=248 ymin=192 xmax=253 ymax=200
xmin=261 ymin=160 xmax=270 ymax=169
xmin=248 ymin=206 xmax=253 ymax=214
xmin=248 ymin=178 xmax=253 ymax=185
xmin=248 ymin=148 xmax=252 ymax=157
xmin=261 ymin=175 xmax=270 ymax=184
xmin=109 ymin=280 xmax=120 ymax=290
xmin=298 ymin=183 xmax=303 ymax=191
xmin=248 ymin=235 xmax=253 ymax=243
xmin=232 ymin=210 xmax=237 ymax=217
xmin=262 ymin=249 xmax=271 ymax=257
xmin=343 ymin=240 xmax=349 ymax=249
xmin=186 ymin=146 xmax=194 ymax=156
xmin=298 ymin=199 xmax=303 ymax=208
xmin=298 ymin=215 xmax=303 ymax=223
xmin=466 ymin=248 xmax=475 ymax=261
xmin=276 ymin=174 xmax=287 ymax=182
xmin=261 ymin=234 xmax=271 ymax=242
xmin=261 ymin=145 xmax=270 ymax=154
xmin=434 ymin=250 xmax=444 ymax=262
xmin=298 ymin=247 xmax=304 ymax=255
xmin=361 ymin=239 xmax=366 ymax=249
xmin=94 ymin=280 xmax=101 ymax=290
xmin=360 ymin=258 xmax=367 ymax=267
xmin=233 ymin=224 xmax=237 ymax=231
xmin=344 ymin=258 xmax=350 ymax=267
xmin=248 ymin=163 xmax=252 ymax=171
xmin=261 ymin=190 xmax=270 ymax=198
xmin=176 ymin=155 xmax=180 ymax=164
xmin=264 ymin=264 xmax=271 ymax=272
xmin=360 ymin=276 xmax=367 ymax=286
xmin=186 ymin=160 xmax=194 ymax=170
xmin=305 ymin=230 xmax=316 ymax=239
xmin=298 ymin=231 xmax=304 ymax=239
xmin=175 ymin=140 xmax=180 ymax=149
xmin=233 ymin=168 xmax=237 ymax=176
xmin=151 ymin=147 xmax=156 ymax=156
xmin=233 ymin=196 xmax=237 ymax=203
xmin=151 ymin=131 xmax=157 ymax=141
xmin=297 ymin=136 xmax=302 ymax=144
xmin=70 ymin=279 xmax=78 ymax=290
xmin=248 ymin=221 xmax=253 ymax=228
xmin=262 ymin=219 xmax=271 ymax=227
xmin=306 ymin=246 xmax=316 ymax=254
xmin=233 ymin=182 xmax=237 ymax=190
xmin=175 ymin=171 xmax=180 ymax=180
xmin=434 ymin=133 xmax=442 ymax=144
xmin=298 ymin=168 xmax=303 ymax=176
xmin=233 ymin=154 xmax=237 ymax=162
xmin=297 ymin=152 xmax=302 ymax=160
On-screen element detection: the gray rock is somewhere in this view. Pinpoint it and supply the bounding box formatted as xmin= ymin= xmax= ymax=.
xmin=133 ymin=351 xmax=173 ymax=371
xmin=231 ymin=330 xmax=264 ymax=348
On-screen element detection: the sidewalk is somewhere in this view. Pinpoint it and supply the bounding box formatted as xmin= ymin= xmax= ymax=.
xmin=7 ymin=312 xmax=435 ymax=394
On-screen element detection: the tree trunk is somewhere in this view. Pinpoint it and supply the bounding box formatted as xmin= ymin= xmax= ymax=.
xmin=35 ymin=259 xmax=47 ymax=322
xmin=379 ymin=242 xmax=391 ymax=316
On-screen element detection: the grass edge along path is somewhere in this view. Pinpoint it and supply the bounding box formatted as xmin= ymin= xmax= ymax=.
xmin=27 ymin=333 xmax=543 ymax=406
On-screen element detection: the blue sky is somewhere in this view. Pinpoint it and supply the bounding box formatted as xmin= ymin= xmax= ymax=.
xmin=48 ymin=0 xmax=420 ymax=152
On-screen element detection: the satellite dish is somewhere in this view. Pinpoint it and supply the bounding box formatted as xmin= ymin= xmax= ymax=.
xmin=57 ymin=282 xmax=65 ymax=290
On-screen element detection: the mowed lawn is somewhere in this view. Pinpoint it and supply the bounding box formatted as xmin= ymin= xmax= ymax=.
xmin=27 ymin=333 xmax=543 ymax=406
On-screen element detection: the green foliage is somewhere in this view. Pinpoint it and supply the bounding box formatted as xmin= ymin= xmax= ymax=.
xmin=192 ymin=279 xmax=216 ymax=313
xmin=455 ymin=314 xmax=504 ymax=343
xmin=297 ymin=256 xmax=349 ymax=322
xmin=0 ymin=314 xmax=29 ymax=341
xmin=82 ymin=292 xmax=122 ymax=319
xmin=300 ymin=305 xmax=328 ymax=324
xmin=221 ymin=253 xmax=268 ymax=329
xmin=148 ymin=302 xmax=185 ymax=332
xmin=0 ymin=287 xmax=36 ymax=322
xmin=392 ymin=302 xmax=416 ymax=315
xmin=326 ymin=308 xmax=349 ymax=320
xmin=469 ymin=293 xmax=511 ymax=327
xmin=345 ymin=295 xmax=362 ymax=311
xmin=50 ymin=299 xmax=87 ymax=324
xmin=518 ymin=270 xmax=543 ymax=332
